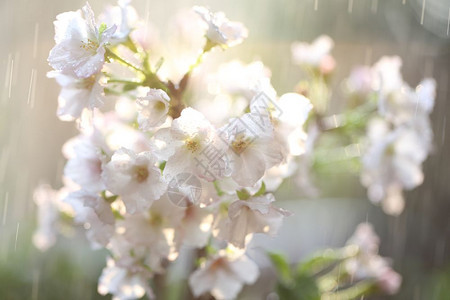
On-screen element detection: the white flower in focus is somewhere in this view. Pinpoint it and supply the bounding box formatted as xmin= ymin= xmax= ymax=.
xmin=154 ymin=108 xmax=228 ymax=181
xmin=291 ymin=35 xmax=335 ymax=73
xmin=136 ymin=89 xmax=170 ymax=131
xmin=194 ymin=6 xmax=248 ymax=48
xmin=188 ymin=250 xmax=259 ymax=299
xmin=222 ymin=193 xmax=290 ymax=248
xmin=219 ymin=113 xmax=283 ymax=187
xmin=98 ymin=257 xmax=154 ymax=300
xmin=98 ymin=0 xmax=138 ymax=44
xmin=48 ymin=71 xmax=105 ymax=121
xmin=48 ymin=3 xmax=116 ymax=78
xmin=102 ymin=148 xmax=167 ymax=214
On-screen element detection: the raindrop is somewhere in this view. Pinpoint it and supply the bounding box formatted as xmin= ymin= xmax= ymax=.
xmin=8 ymin=57 xmax=13 ymax=99
xmin=420 ymin=0 xmax=426 ymax=25
xmin=447 ymin=8 xmax=450 ymax=36
xmin=28 ymin=68 xmax=37 ymax=107
xmin=33 ymin=23 xmax=40 ymax=59
xmin=2 ymin=192 xmax=8 ymax=225
xmin=14 ymin=222 xmax=20 ymax=251
xmin=371 ymin=0 xmax=378 ymax=14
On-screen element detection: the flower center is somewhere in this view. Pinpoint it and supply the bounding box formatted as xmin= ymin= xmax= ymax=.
xmin=149 ymin=211 xmax=163 ymax=226
xmin=185 ymin=137 xmax=201 ymax=153
xmin=80 ymin=38 xmax=98 ymax=52
xmin=231 ymin=134 xmax=251 ymax=154
xmin=76 ymin=76 xmax=96 ymax=90
xmin=210 ymin=257 xmax=226 ymax=271
xmin=133 ymin=165 xmax=149 ymax=183
xmin=385 ymin=144 xmax=396 ymax=156
xmin=154 ymin=101 xmax=166 ymax=111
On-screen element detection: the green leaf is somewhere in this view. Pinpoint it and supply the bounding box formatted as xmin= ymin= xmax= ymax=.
xmin=268 ymin=252 xmax=292 ymax=284
xmin=112 ymin=208 xmax=124 ymax=220
xmin=297 ymin=249 xmax=343 ymax=276
xmin=213 ymin=181 xmax=224 ymax=197
xmin=275 ymin=272 xmax=321 ymax=300
xmin=159 ymin=161 xmax=166 ymax=172
xmin=98 ymin=23 xmax=107 ymax=36
xmin=101 ymin=190 xmax=118 ymax=203
xmin=254 ymin=181 xmax=266 ymax=197
xmin=236 ymin=189 xmax=250 ymax=200
xmin=321 ymin=280 xmax=375 ymax=300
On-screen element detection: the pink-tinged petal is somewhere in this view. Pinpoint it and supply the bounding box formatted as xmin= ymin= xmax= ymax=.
xmin=189 ymin=263 xmax=217 ymax=297
xmin=211 ymin=270 xmax=244 ymax=299
xmin=231 ymin=149 xmax=266 ymax=187
xmin=229 ymin=255 xmax=260 ymax=284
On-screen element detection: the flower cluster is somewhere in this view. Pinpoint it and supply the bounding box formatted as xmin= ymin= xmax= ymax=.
xmin=352 ymin=57 xmax=436 ymax=215
xmin=37 ymin=2 xmax=312 ymax=299
xmin=345 ymin=223 xmax=402 ymax=295
xmin=33 ymin=2 xmax=434 ymax=299
xmin=290 ymin=35 xmax=435 ymax=216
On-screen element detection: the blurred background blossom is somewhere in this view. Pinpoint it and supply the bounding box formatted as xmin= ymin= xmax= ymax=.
xmin=1 ymin=0 xmax=450 ymax=299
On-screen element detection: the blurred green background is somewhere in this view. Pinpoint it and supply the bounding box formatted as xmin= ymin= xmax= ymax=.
xmin=1 ymin=0 xmax=450 ymax=299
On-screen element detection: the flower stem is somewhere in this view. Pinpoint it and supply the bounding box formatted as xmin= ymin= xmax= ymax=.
xmin=105 ymin=48 xmax=146 ymax=75
xmin=106 ymin=78 xmax=143 ymax=85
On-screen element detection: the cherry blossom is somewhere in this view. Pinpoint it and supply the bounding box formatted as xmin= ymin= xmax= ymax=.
xmin=154 ymin=107 xmax=229 ymax=181
xmin=194 ymin=6 xmax=248 ymax=49
xmin=64 ymin=190 xmax=115 ymax=248
xmin=189 ymin=250 xmax=259 ymax=299
xmin=48 ymin=71 xmax=106 ymax=121
xmin=136 ymin=89 xmax=170 ymax=131
xmin=102 ymin=148 xmax=167 ymax=214
xmin=98 ymin=0 xmax=138 ymax=44
xmin=220 ymin=193 xmax=290 ymax=248
xmin=219 ymin=113 xmax=283 ymax=187
xmin=291 ymin=35 xmax=335 ymax=73
xmin=98 ymin=257 xmax=154 ymax=300
xmin=48 ymin=2 xmax=116 ymax=78
xmin=345 ymin=223 xmax=402 ymax=295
